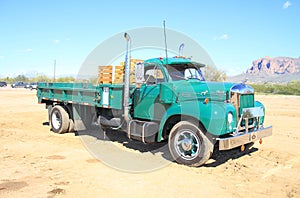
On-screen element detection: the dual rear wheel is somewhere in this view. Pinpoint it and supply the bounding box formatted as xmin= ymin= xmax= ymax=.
xmin=50 ymin=105 xmax=74 ymax=134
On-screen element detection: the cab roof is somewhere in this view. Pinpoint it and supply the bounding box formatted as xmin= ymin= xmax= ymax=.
xmin=144 ymin=57 xmax=206 ymax=68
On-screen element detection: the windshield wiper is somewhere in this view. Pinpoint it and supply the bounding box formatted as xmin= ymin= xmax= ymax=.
xmin=172 ymin=74 xmax=187 ymax=80
xmin=186 ymin=76 xmax=201 ymax=81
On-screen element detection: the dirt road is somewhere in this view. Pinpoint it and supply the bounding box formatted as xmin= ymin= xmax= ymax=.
xmin=0 ymin=87 xmax=299 ymax=197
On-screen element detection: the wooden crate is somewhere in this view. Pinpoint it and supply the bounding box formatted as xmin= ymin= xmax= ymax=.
xmin=113 ymin=67 xmax=136 ymax=84
xmin=118 ymin=59 xmax=143 ymax=84
xmin=98 ymin=59 xmax=143 ymax=84
xmin=98 ymin=66 xmax=113 ymax=84
xmin=113 ymin=66 xmax=124 ymax=83
xmin=98 ymin=65 xmax=126 ymax=84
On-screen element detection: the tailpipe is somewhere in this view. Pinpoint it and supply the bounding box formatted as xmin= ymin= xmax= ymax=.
xmin=123 ymin=33 xmax=131 ymax=123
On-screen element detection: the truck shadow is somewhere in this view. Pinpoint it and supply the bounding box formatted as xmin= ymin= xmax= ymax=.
xmin=204 ymin=144 xmax=258 ymax=167
xmin=75 ymin=128 xmax=259 ymax=168
xmin=75 ymin=128 xmax=173 ymax=162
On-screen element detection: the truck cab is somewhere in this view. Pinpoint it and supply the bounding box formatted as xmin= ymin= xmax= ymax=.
xmin=128 ymin=57 xmax=272 ymax=166
xmin=133 ymin=57 xmax=206 ymax=121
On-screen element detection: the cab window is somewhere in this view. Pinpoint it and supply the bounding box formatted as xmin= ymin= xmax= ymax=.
xmin=144 ymin=66 xmax=165 ymax=84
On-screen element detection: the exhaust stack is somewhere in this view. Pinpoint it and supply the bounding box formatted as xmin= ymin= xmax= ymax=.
xmin=123 ymin=33 xmax=131 ymax=123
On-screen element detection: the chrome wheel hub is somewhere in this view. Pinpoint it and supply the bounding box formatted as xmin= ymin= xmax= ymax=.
xmin=51 ymin=111 xmax=61 ymax=129
xmin=175 ymin=129 xmax=200 ymax=160
xmin=181 ymin=138 xmax=193 ymax=151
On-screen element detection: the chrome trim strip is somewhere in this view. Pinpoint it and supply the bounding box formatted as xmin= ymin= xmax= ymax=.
xmin=128 ymin=120 xmax=134 ymax=139
xmin=142 ymin=123 xmax=146 ymax=143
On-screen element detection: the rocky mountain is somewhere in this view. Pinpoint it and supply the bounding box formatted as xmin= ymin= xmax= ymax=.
xmin=227 ymin=56 xmax=300 ymax=83
xmin=247 ymin=56 xmax=300 ymax=75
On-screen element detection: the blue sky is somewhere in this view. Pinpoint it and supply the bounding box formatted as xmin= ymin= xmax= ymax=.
xmin=0 ymin=0 xmax=299 ymax=77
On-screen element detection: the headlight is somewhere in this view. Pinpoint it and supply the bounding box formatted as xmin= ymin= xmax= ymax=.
xmin=227 ymin=112 xmax=233 ymax=124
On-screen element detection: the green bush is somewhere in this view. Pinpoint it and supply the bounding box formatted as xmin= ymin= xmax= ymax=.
xmin=204 ymin=66 xmax=227 ymax=82
xmin=56 ymin=76 xmax=75 ymax=82
xmin=0 ymin=74 xmax=76 ymax=84
xmin=249 ymin=81 xmax=300 ymax=95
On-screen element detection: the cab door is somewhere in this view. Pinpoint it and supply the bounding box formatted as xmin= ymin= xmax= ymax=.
xmin=133 ymin=65 xmax=166 ymax=121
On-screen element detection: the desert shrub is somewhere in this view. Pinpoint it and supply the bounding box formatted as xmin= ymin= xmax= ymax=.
xmin=0 ymin=75 xmax=76 ymax=84
xmin=14 ymin=75 xmax=28 ymax=83
xmin=56 ymin=76 xmax=75 ymax=82
xmin=250 ymin=81 xmax=300 ymax=95
xmin=203 ymin=66 xmax=227 ymax=82
xmin=0 ymin=77 xmax=14 ymax=84
xmin=32 ymin=75 xmax=51 ymax=83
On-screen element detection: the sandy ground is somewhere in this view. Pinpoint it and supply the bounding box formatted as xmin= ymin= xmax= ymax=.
xmin=0 ymin=87 xmax=300 ymax=198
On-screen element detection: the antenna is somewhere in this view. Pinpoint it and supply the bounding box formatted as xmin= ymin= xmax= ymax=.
xmin=53 ymin=59 xmax=56 ymax=82
xmin=163 ymin=20 xmax=169 ymax=70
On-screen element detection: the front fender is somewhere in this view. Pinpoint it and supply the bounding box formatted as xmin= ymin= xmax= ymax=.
xmin=157 ymin=101 xmax=237 ymax=142
xmin=157 ymin=103 xmax=182 ymax=141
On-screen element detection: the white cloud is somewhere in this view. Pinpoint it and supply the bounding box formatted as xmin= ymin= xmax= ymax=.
xmin=53 ymin=38 xmax=71 ymax=44
xmin=283 ymin=1 xmax=292 ymax=9
xmin=214 ymin=34 xmax=229 ymax=41
xmin=16 ymin=48 xmax=33 ymax=53
xmin=53 ymin=39 xmax=60 ymax=44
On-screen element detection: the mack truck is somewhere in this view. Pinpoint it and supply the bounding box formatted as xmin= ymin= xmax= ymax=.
xmin=37 ymin=33 xmax=272 ymax=167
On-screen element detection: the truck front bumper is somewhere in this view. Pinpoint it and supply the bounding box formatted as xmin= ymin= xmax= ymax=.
xmin=218 ymin=125 xmax=272 ymax=150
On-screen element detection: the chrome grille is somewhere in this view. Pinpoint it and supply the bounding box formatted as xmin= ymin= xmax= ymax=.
xmin=240 ymin=94 xmax=254 ymax=127
xmin=239 ymin=94 xmax=254 ymax=115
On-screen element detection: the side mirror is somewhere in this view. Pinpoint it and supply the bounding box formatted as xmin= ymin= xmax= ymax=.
xmin=135 ymin=62 xmax=144 ymax=87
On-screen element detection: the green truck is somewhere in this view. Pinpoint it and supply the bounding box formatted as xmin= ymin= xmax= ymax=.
xmin=37 ymin=33 xmax=272 ymax=166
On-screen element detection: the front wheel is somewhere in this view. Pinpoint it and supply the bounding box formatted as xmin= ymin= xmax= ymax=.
xmin=50 ymin=105 xmax=70 ymax=134
xmin=168 ymin=121 xmax=213 ymax=167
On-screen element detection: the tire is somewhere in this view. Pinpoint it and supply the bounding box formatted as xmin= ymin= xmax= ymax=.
xmin=50 ymin=105 xmax=70 ymax=134
xmin=68 ymin=119 xmax=75 ymax=132
xmin=168 ymin=121 xmax=213 ymax=167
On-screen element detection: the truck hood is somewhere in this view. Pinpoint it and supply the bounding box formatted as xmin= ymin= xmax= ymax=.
xmin=172 ymin=80 xmax=236 ymax=102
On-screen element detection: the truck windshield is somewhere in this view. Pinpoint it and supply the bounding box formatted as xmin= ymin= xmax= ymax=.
xmin=167 ymin=64 xmax=205 ymax=81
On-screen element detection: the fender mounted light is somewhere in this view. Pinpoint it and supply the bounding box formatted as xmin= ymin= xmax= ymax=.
xmin=204 ymin=98 xmax=209 ymax=104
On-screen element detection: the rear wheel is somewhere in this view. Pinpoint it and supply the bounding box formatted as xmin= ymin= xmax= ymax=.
xmin=68 ymin=119 xmax=75 ymax=132
xmin=50 ymin=105 xmax=70 ymax=134
xmin=168 ymin=121 xmax=213 ymax=167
